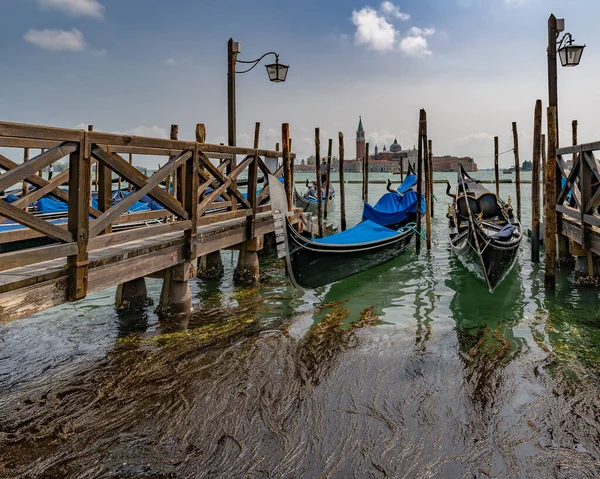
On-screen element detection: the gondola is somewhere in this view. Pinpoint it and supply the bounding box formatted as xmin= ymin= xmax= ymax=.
xmin=361 ymin=164 xmax=424 ymax=230
xmin=270 ymin=174 xmax=414 ymax=290
xmin=447 ymin=165 xmax=522 ymax=293
xmin=294 ymin=180 xmax=335 ymax=214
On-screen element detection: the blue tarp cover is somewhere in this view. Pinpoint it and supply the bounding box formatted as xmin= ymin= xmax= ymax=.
xmin=397 ymin=174 xmax=417 ymax=194
xmin=491 ymin=223 xmax=515 ymax=241
xmin=37 ymin=197 xmax=69 ymax=213
xmin=362 ymin=190 xmax=425 ymax=227
xmin=0 ymin=217 xmax=68 ymax=232
xmin=314 ymin=220 xmax=401 ymax=245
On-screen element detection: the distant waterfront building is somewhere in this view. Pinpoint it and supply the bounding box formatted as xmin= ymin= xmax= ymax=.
xmin=432 ymin=156 xmax=477 ymax=172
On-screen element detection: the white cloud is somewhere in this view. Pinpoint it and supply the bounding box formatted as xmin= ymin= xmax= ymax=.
xmin=407 ymin=26 xmax=435 ymax=37
xmin=38 ymin=0 xmax=105 ymax=19
xmin=456 ymin=132 xmax=494 ymax=144
xmin=127 ymin=125 xmax=168 ymax=138
xmin=23 ymin=28 xmax=86 ymax=51
xmin=352 ymin=6 xmax=397 ymax=52
xmin=380 ymin=1 xmax=410 ymax=20
xmin=399 ymin=35 xmax=432 ymax=57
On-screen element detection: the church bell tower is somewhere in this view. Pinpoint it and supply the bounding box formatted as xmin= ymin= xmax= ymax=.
xmin=356 ymin=116 xmax=365 ymax=161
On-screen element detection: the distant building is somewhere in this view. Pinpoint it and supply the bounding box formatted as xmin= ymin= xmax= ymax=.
xmin=432 ymin=156 xmax=477 ymax=172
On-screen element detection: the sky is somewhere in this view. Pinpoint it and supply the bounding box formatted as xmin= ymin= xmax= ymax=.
xmin=1 ymin=0 xmax=599 ymax=168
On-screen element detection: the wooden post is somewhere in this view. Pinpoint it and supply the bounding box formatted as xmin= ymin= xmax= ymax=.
xmin=541 ymin=133 xmax=546 ymax=204
xmin=572 ymin=120 xmax=578 ymax=166
xmin=324 ymin=138 xmax=332 ymax=219
xmin=184 ymin=140 xmax=199 ymax=262
xmin=67 ymin=131 xmax=91 ymax=301
xmin=422 ymin=113 xmax=431 ymax=250
xmin=282 ymin=123 xmax=292 ymax=212
xmin=364 ymin=143 xmax=369 ymax=203
xmin=532 ymin=100 xmax=542 ymax=262
xmin=38 ymin=148 xmax=44 ymax=178
xmin=339 ymin=132 xmax=347 ymax=231
xmin=315 ymin=128 xmax=323 ymax=237
xmin=97 ymin=125 xmax=112 ymax=234
xmin=22 ymin=148 xmax=29 ymax=197
xmin=289 ymin=138 xmax=294 ymax=188
xmin=400 ymin=157 xmax=404 ymax=182
xmin=428 ymin=139 xmax=434 ymax=217
xmin=416 ymin=109 xmax=425 ymax=252
xmin=544 ymin=106 xmax=557 ymax=289
xmin=494 ymin=136 xmax=500 ymax=197
xmin=512 ymin=122 xmax=521 ymax=221
xmin=88 ymin=125 xmax=98 ymax=192
xmin=128 ymin=153 xmax=133 ymax=191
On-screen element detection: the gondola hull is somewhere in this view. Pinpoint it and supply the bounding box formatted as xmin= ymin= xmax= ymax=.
xmin=450 ymin=224 xmax=519 ymax=292
xmin=286 ymin=223 xmax=414 ymax=289
xmin=294 ymin=190 xmax=334 ymax=214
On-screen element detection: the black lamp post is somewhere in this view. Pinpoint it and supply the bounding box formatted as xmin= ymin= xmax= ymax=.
xmin=547 ymin=15 xmax=585 ymax=147
xmin=227 ymin=38 xmax=288 ymax=149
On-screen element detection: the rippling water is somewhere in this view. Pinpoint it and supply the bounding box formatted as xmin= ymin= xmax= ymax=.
xmin=1 ymin=172 xmax=600 ymax=478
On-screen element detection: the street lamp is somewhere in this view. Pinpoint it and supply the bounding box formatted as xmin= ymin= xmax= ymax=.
xmin=547 ymin=15 xmax=585 ymax=147
xmin=557 ymin=33 xmax=586 ymax=67
xmin=227 ymin=38 xmax=288 ymax=149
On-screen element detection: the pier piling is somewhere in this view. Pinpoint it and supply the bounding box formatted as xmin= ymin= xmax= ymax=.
xmin=494 ymin=136 xmax=499 ymax=197
xmin=116 ymin=277 xmax=150 ymax=311
xmin=339 ymin=132 xmax=347 ymax=231
xmin=416 ymin=109 xmax=425 ymax=252
xmin=159 ymin=264 xmax=192 ymax=316
xmin=532 ymin=100 xmax=542 ymax=262
xmin=544 ymin=106 xmax=558 ymax=289
xmin=364 ymin=143 xmax=369 ymax=204
xmin=428 ymin=139 xmax=434 ymax=217
xmin=324 ymin=138 xmax=332 ymax=219
xmin=512 ymin=122 xmax=521 ymax=221
xmin=422 ymin=113 xmax=431 ymax=251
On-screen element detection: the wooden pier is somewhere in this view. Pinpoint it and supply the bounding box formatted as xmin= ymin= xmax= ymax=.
xmin=0 ymin=121 xmax=301 ymax=323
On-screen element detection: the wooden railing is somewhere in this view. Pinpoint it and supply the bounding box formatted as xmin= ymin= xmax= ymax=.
xmin=0 ymin=121 xmax=288 ymax=301
xmin=555 ymin=141 xmax=600 ymax=251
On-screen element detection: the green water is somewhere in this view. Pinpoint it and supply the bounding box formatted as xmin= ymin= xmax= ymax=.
xmin=1 ymin=171 xmax=599 ymax=478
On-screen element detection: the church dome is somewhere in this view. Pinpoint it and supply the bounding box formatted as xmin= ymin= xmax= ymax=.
xmin=389 ymin=138 xmax=402 ymax=153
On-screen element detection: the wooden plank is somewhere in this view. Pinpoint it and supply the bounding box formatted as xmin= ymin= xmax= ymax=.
xmin=0 ymin=137 xmax=60 ymax=149
xmin=0 ymin=201 xmax=73 ymax=242
xmin=197 ymin=155 xmax=253 ymax=216
xmin=582 ymin=151 xmax=600 ymax=182
xmin=0 ymin=142 xmax=78 ymax=192
xmin=0 ymin=242 xmax=78 ymax=272
xmin=88 ymin=220 xmax=191 ymax=251
xmin=91 ymin=146 xmax=189 ymax=220
xmin=557 ymin=141 xmax=600 ymax=156
xmin=89 ymin=150 xmax=192 ymax=237
xmin=184 ymin=143 xmax=199 ymax=259
xmin=246 ymin=122 xmax=260 ymax=239
xmin=556 ymin=154 xmax=582 ymax=208
xmin=0 ymin=121 xmax=82 ymax=142
xmin=198 ymin=150 xmax=251 ymax=209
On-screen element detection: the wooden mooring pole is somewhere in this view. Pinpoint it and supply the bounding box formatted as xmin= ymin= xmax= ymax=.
xmin=494 ymin=136 xmax=499 ymax=197
xmin=512 ymin=122 xmax=521 ymax=221
xmin=572 ymin=120 xmax=578 ymax=166
xmin=315 ymin=128 xmax=323 ymax=237
xmin=428 ymin=139 xmax=434 ymax=217
xmin=283 ymin=123 xmax=293 ymax=211
xmin=541 ymin=133 xmax=546 ymax=205
xmin=364 ymin=143 xmax=369 ymax=203
xmin=324 ymin=138 xmax=332 ymax=220
xmin=416 ymin=109 xmax=425 ymax=252
xmin=544 ymin=106 xmax=557 ymax=289
xmin=21 ymin=148 xmax=29 ymax=197
xmin=531 ymin=99 xmax=542 ymax=262
xmin=422 ymin=113 xmax=431 ymax=251
xmin=339 ymin=132 xmax=347 ymax=231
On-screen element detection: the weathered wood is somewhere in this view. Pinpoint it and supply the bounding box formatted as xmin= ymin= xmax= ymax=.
xmin=0 ymin=168 xmax=69 ymax=224
xmin=428 ymin=139 xmax=434 ymax=217
xmin=89 ymin=150 xmax=192 ymax=237
xmin=545 ymin=106 xmax=557 ymax=289
xmin=422 ymin=114 xmax=431 ymax=251
xmin=532 ymin=100 xmax=542 ymax=262
xmin=512 ymin=122 xmax=521 ymax=221
xmin=98 ymin=144 xmax=113 ymax=234
xmin=324 ymin=138 xmax=332 ymax=220
xmin=0 ymin=137 xmax=59 ymax=149
xmin=494 ymin=136 xmax=499 ymax=197
xmin=282 ymin=123 xmax=292 ymax=211
xmin=0 ymin=121 xmax=82 ymax=142
xmin=247 ymin=122 xmax=260 ymax=238
xmin=22 ymin=148 xmax=29 ymax=197
xmin=0 ymin=200 xmax=73 ymax=242
xmin=572 ymin=120 xmax=578 ymax=167
xmin=416 ymin=109 xmax=425 ymax=252
xmin=0 ymin=142 xmax=77 ymax=193
xmin=89 ymin=221 xmax=192 ymax=251
xmin=0 ymin=242 xmax=78 ymax=272
xmin=92 ymin=146 xmax=189 ymax=219
xmin=197 ymin=150 xmax=251 ymax=209
xmin=339 ymin=132 xmax=346 ymax=232
xmin=67 ymin=133 xmax=91 ymax=301
xmin=315 ymin=128 xmax=323 ymax=238
xmin=541 ymin=134 xmax=546 ymax=204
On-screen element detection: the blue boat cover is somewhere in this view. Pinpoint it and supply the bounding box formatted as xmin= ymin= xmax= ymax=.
xmin=0 ymin=217 xmax=68 ymax=232
xmin=5 ymin=194 xmax=19 ymax=204
xmin=361 ymin=190 xmax=425 ymax=227
xmin=314 ymin=220 xmax=401 ymax=245
xmin=491 ymin=223 xmax=515 ymax=241
xmin=397 ymin=174 xmax=417 ymax=194
xmin=37 ymin=196 xmax=69 ymax=213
